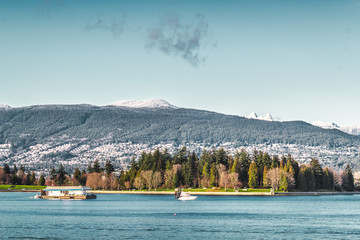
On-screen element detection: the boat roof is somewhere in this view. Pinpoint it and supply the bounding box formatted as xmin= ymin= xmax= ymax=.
xmin=44 ymin=186 xmax=91 ymax=191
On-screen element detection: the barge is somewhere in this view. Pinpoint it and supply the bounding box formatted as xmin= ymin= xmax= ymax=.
xmin=40 ymin=186 xmax=96 ymax=199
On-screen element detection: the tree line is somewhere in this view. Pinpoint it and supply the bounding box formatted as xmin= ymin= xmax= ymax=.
xmin=0 ymin=147 xmax=355 ymax=191
xmin=121 ymin=147 xmax=355 ymax=192
xmin=0 ymin=164 xmax=45 ymax=186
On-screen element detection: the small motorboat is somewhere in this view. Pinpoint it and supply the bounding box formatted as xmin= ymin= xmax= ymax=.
xmin=29 ymin=194 xmax=41 ymax=199
xmin=177 ymin=192 xmax=197 ymax=201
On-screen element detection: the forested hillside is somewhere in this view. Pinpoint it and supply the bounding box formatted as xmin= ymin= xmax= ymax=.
xmin=0 ymin=105 xmax=359 ymax=172
xmin=0 ymin=105 xmax=358 ymax=149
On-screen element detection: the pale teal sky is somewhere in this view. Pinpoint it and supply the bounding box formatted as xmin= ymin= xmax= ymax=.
xmin=1 ymin=0 xmax=360 ymax=126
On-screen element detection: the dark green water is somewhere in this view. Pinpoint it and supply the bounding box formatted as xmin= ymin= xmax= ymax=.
xmin=1 ymin=192 xmax=360 ymax=239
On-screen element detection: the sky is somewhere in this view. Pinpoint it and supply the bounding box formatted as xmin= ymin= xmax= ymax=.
xmin=1 ymin=0 xmax=360 ymax=126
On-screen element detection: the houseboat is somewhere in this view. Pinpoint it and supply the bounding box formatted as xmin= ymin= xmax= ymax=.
xmin=40 ymin=186 xmax=96 ymax=199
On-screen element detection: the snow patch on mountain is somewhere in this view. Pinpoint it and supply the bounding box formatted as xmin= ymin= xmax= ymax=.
xmin=110 ymin=99 xmax=178 ymax=109
xmin=246 ymin=112 xmax=273 ymax=121
xmin=341 ymin=124 xmax=360 ymax=136
xmin=0 ymin=104 xmax=11 ymax=110
xmin=312 ymin=121 xmax=360 ymax=136
xmin=247 ymin=112 xmax=258 ymax=119
xmin=312 ymin=121 xmax=340 ymax=130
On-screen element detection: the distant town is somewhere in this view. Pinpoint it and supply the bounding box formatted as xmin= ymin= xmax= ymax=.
xmin=1 ymin=138 xmax=359 ymax=177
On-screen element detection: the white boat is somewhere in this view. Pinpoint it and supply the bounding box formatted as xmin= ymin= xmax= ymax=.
xmin=29 ymin=194 xmax=41 ymax=199
xmin=177 ymin=192 xmax=197 ymax=201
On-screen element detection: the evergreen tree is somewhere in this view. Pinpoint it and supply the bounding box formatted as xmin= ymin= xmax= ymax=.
xmin=310 ymin=158 xmax=323 ymax=189
xmin=173 ymin=146 xmax=187 ymax=165
xmin=113 ymin=177 xmax=120 ymax=190
xmin=11 ymin=172 xmax=18 ymax=185
xmin=198 ymin=149 xmax=209 ymax=178
xmin=210 ymin=163 xmax=217 ymax=187
xmin=279 ymin=172 xmax=288 ymax=191
xmin=128 ymin=156 xmax=139 ymax=185
xmin=13 ymin=164 xmax=18 ymax=174
xmin=252 ymin=149 xmax=259 ymax=162
xmin=271 ymin=156 xmax=280 ymax=169
xmin=26 ymin=171 xmax=32 ymax=185
xmin=227 ymin=155 xmax=234 ymax=172
xmin=80 ymin=170 xmax=87 ymax=186
xmin=93 ymin=160 xmax=101 ymax=173
xmin=239 ymin=149 xmax=251 ymax=185
xmin=87 ymin=163 xmax=93 ymax=173
xmin=341 ymin=164 xmax=354 ymax=191
xmin=39 ymin=175 xmax=45 ymax=186
xmin=73 ymin=168 xmax=81 ymax=184
xmin=172 ymin=171 xmax=179 ymax=189
xmin=161 ymin=148 xmax=172 ymax=171
xmin=56 ymin=164 xmax=67 ymax=185
xmin=254 ymin=151 xmax=265 ymax=187
xmin=248 ymin=162 xmax=258 ymax=188
xmin=119 ymin=170 xmax=126 ymax=189
xmin=183 ymin=152 xmax=197 ymax=187
xmin=139 ymin=152 xmax=153 ymax=171
xmin=3 ymin=164 xmax=10 ymax=174
xmin=165 ymin=160 xmax=172 ymax=170
xmin=298 ymin=166 xmax=316 ymax=191
xmin=231 ymin=155 xmax=240 ymax=173
xmin=287 ymin=154 xmax=300 ymax=185
xmin=105 ymin=160 xmax=115 ymax=176
xmin=215 ymin=148 xmax=229 ymax=168
xmin=30 ymin=172 xmax=36 ymax=185
xmin=322 ymin=167 xmax=334 ymax=190
xmin=263 ymin=153 xmax=272 ymax=169
xmin=280 ymin=156 xmax=287 ymax=169
xmin=152 ymin=148 xmax=161 ymax=172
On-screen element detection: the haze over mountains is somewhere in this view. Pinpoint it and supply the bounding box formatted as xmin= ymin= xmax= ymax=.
xmin=0 ymin=99 xmax=359 ymax=174
xmin=245 ymin=111 xmax=360 ymax=136
xmin=0 ymin=104 xmax=11 ymax=110
xmin=312 ymin=121 xmax=360 ymax=136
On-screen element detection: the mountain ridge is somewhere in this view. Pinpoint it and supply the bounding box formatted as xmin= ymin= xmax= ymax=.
xmin=0 ymin=103 xmax=358 ymax=146
xmin=1 ymin=103 xmax=359 ymax=172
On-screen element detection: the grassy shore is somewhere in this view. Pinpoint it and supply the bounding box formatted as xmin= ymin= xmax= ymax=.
xmin=2 ymin=185 xmax=358 ymax=196
xmin=88 ymin=188 xmax=360 ymax=196
xmin=0 ymin=185 xmax=46 ymax=191
xmin=89 ymin=188 xmax=281 ymax=196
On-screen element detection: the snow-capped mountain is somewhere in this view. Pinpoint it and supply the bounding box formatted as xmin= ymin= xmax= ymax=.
xmin=341 ymin=124 xmax=360 ymax=136
xmin=312 ymin=121 xmax=340 ymax=130
xmin=262 ymin=113 xmax=274 ymax=121
xmin=0 ymin=104 xmax=11 ymax=110
xmin=246 ymin=112 xmax=273 ymax=121
xmin=247 ymin=112 xmax=258 ymax=119
xmin=110 ymin=99 xmax=178 ymax=109
xmin=312 ymin=121 xmax=360 ymax=136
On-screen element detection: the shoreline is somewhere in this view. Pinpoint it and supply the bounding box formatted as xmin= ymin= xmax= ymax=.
xmin=1 ymin=189 xmax=360 ymax=196
xmin=0 ymin=190 xmax=42 ymax=192
xmin=89 ymin=190 xmax=272 ymax=196
xmin=88 ymin=190 xmax=360 ymax=196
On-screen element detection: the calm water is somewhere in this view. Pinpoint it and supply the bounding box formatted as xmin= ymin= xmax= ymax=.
xmin=1 ymin=193 xmax=360 ymax=239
